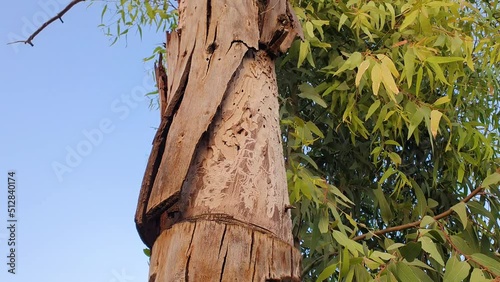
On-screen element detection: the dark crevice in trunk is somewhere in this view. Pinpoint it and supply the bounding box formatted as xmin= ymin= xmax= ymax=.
xmin=227 ymin=40 xmax=256 ymax=56
xmin=269 ymin=239 xmax=275 ymax=278
xmin=184 ymin=222 xmax=196 ymax=282
xmin=206 ymin=26 xmax=218 ymax=75
xmin=249 ymin=231 xmax=255 ymax=268
xmin=251 ymin=232 xmax=257 ymax=281
xmin=184 ymin=254 xmax=191 ymax=281
xmin=218 ymin=224 xmax=228 ymax=256
xmin=188 ymin=221 xmax=197 ymax=247
xmin=206 ymin=0 xmax=212 ymax=42
xmin=218 ymin=247 xmax=228 ymax=282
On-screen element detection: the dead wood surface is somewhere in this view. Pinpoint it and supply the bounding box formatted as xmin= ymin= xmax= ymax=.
xmin=136 ymin=0 xmax=302 ymax=248
xmin=180 ymin=50 xmax=293 ymax=243
xmin=148 ymin=220 xmax=302 ymax=282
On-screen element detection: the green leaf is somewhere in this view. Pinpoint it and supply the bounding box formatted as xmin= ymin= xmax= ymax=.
xmin=340 ymin=247 xmax=350 ymax=278
xmin=334 ymin=52 xmax=363 ymax=76
xmin=426 ymin=56 xmax=464 ymax=64
xmin=371 ymin=63 xmax=382 ymax=95
xmin=410 ymin=179 xmax=428 ymax=218
xmin=332 ymin=230 xmax=364 ymax=254
xmin=430 ymin=110 xmax=442 ymax=139
xmin=415 ymin=66 xmax=423 ymax=96
xmin=373 ymin=186 xmax=392 ymax=223
xmin=450 ymin=236 xmax=474 ymax=255
xmin=468 ymin=201 xmax=495 ymax=224
xmin=420 ymin=215 xmax=436 ymax=227
xmin=365 ymin=99 xmax=381 ymax=121
xmin=318 ymin=213 xmax=329 ymax=233
xmin=410 ymin=266 xmax=435 ymax=282
xmin=388 ymin=152 xmax=401 ymax=166
xmin=450 ymin=36 xmax=463 ymax=53
xmin=470 ymin=253 xmax=500 ymax=276
xmin=370 ymin=251 xmax=394 ymax=261
xmin=404 ymin=48 xmax=415 ymax=87
xmin=306 ymin=121 xmax=324 ymax=138
xmin=393 ymin=262 xmax=420 ymax=282
xmin=380 ymin=62 xmax=399 ymax=95
xmin=379 ymin=166 xmax=396 ymax=184
xmin=470 ymin=268 xmax=490 ymax=282
xmin=298 ymin=83 xmax=327 ymax=108
xmin=294 ymin=153 xmax=319 ymax=170
xmin=330 ymin=185 xmax=354 ymax=205
xmin=384 ymin=140 xmax=401 ymax=147
xmin=451 ymin=202 xmax=468 ymax=229
xmin=443 ymin=256 xmax=470 ymax=282
xmin=400 ymin=241 xmax=422 ymax=262
xmin=305 ymin=21 xmax=314 ymax=38
xmin=385 ymin=3 xmax=396 ymax=29
xmin=427 ymin=198 xmax=439 ymax=209
xmin=400 ymin=10 xmax=419 ymax=31
xmin=145 ymin=1 xmax=154 ymax=18
xmin=406 ymin=259 xmax=436 ymax=271
xmin=408 ymin=107 xmax=425 ymax=139
xmin=378 ymin=54 xmax=400 ymax=78
xmin=295 ymin=178 xmax=311 ymax=200
xmin=298 ymin=40 xmax=309 ymax=67
xmin=339 ymin=14 xmax=348 ymax=31
xmin=316 ymin=263 xmax=337 ymax=282
xmin=480 ymin=172 xmax=500 ymax=188
xmin=143 ymin=248 xmax=151 ymax=257
xmin=419 ymin=236 xmax=445 ymax=266
xmin=386 ymin=243 xmax=405 ymax=251
xmin=356 ymin=60 xmax=370 ymax=87
xmin=101 ymin=4 xmax=108 ymax=21
xmin=364 ymin=258 xmax=380 ymax=271
xmin=427 ymin=61 xmax=450 ymax=85
xmin=433 ymin=96 xmax=451 ymax=106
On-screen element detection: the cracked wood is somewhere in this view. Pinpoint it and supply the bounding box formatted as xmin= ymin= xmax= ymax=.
xmin=148 ymin=220 xmax=301 ymax=282
xmin=136 ymin=0 xmax=302 ymax=248
xmin=136 ymin=1 xmax=303 ymax=280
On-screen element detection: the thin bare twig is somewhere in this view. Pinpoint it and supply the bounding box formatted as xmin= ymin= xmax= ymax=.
xmin=7 ymin=0 xmax=86 ymax=46
xmin=353 ymin=186 xmax=484 ymax=241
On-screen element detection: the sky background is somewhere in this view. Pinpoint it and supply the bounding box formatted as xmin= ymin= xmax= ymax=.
xmin=1 ymin=1 xmax=164 ymax=281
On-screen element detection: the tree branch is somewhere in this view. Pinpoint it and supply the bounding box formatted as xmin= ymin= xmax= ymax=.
xmin=7 ymin=0 xmax=86 ymax=46
xmin=353 ymin=186 xmax=485 ymax=241
xmin=437 ymin=221 xmax=499 ymax=278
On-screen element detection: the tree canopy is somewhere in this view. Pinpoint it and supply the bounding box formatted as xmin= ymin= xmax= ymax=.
xmin=98 ymin=0 xmax=500 ymax=280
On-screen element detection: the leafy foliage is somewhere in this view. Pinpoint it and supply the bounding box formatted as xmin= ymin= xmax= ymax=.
xmin=101 ymin=0 xmax=500 ymax=280
xmin=99 ymin=0 xmax=174 ymax=60
xmin=279 ymin=0 xmax=500 ymax=280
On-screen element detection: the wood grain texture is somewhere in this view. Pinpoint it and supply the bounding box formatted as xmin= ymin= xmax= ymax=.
xmin=135 ymin=4 xmax=304 ymax=277
xmin=179 ymin=50 xmax=293 ymax=243
xmin=148 ymin=220 xmax=302 ymax=282
xmin=147 ymin=0 xmax=260 ymax=215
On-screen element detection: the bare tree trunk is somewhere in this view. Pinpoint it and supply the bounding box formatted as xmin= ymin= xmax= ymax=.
xmin=135 ymin=1 xmax=302 ymax=281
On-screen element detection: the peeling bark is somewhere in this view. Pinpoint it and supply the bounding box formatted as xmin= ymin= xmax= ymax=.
xmin=135 ymin=0 xmax=303 ymax=280
xmin=180 ymin=51 xmax=293 ymax=243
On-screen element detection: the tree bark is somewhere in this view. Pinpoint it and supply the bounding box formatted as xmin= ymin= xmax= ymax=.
xmin=136 ymin=0 xmax=303 ymax=281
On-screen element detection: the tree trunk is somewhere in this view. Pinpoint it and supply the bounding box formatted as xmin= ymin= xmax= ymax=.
xmin=135 ymin=1 xmax=303 ymax=281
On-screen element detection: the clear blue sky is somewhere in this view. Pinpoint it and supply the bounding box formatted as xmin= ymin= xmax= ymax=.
xmin=1 ymin=1 xmax=163 ymax=281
